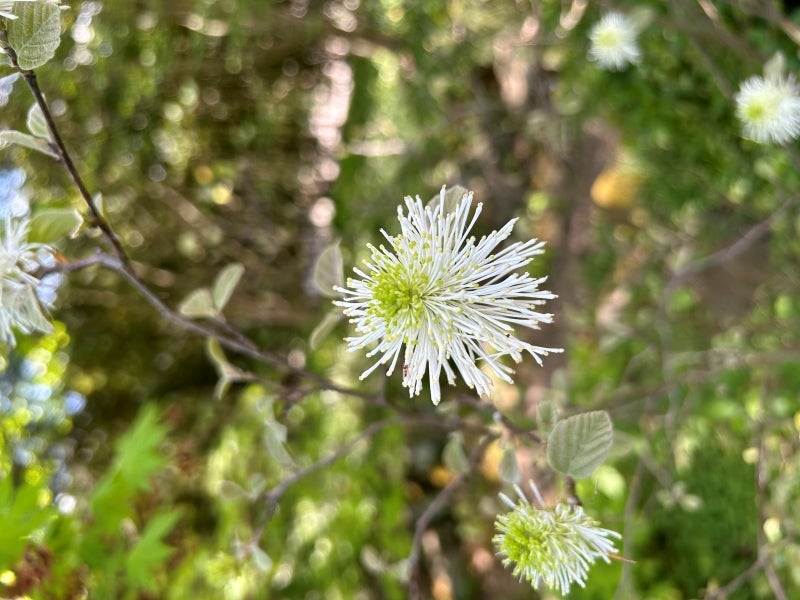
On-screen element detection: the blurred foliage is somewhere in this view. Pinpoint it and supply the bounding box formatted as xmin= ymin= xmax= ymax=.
xmin=1 ymin=0 xmax=800 ymax=598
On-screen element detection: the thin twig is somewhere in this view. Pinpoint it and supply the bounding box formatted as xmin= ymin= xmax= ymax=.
xmin=407 ymin=435 xmax=496 ymax=600
xmin=251 ymin=416 xmax=404 ymax=545
xmin=5 ymin=46 xmax=131 ymax=266
xmin=754 ymin=400 xmax=788 ymax=600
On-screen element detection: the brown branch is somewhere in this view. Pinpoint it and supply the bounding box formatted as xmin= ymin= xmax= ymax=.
xmin=407 ymin=435 xmax=496 ymax=600
xmin=4 ymin=45 xmax=131 ymax=267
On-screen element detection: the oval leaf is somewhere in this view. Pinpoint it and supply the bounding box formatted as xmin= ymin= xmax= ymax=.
xmin=0 ymin=129 xmax=57 ymax=157
xmin=8 ymin=2 xmax=63 ymax=70
xmin=426 ymin=184 xmax=469 ymax=214
xmin=546 ymin=411 xmax=613 ymax=479
xmin=309 ymin=310 xmax=342 ymax=350
xmin=28 ymin=208 xmax=82 ymax=243
xmin=443 ymin=433 xmax=469 ymax=474
xmin=536 ymin=400 xmax=558 ymax=436
xmin=178 ymin=288 xmax=217 ymax=318
xmin=312 ymin=240 xmax=344 ymax=298
xmin=498 ymin=445 xmax=521 ymax=484
xmin=26 ymin=103 xmax=50 ymax=139
xmin=212 ymin=263 xmax=245 ymax=311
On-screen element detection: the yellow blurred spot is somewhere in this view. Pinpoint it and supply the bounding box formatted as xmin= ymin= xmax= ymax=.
xmin=591 ymin=166 xmax=644 ymax=210
xmin=432 ymin=576 xmax=453 ymax=600
xmin=24 ymin=469 xmax=42 ymax=486
xmin=742 ymin=447 xmax=759 ymax=464
xmin=794 ymin=411 xmax=800 ymax=434
xmin=479 ymin=439 xmax=503 ymax=483
xmin=429 ymin=465 xmax=456 ymax=488
xmin=0 ymin=570 xmax=16 ymax=586
xmin=194 ymin=165 xmax=214 ymax=185
xmin=37 ymin=488 xmax=53 ymax=507
xmin=210 ymin=183 xmax=232 ymax=205
xmin=764 ymin=517 xmax=782 ymax=543
xmin=387 ymin=6 xmax=404 ymax=22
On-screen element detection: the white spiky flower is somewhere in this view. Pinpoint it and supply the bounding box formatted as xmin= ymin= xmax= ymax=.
xmin=334 ymin=186 xmax=562 ymax=406
xmin=588 ymin=12 xmax=641 ymax=71
xmin=493 ymin=481 xmax=622 ymax=595
xmin=735 ymin=75 xmax=800 ymax=144
xmin=0 ymin=210 xmax=56 ymax=346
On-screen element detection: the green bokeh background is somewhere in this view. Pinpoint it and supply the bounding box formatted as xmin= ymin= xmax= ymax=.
xmin=1 ymin=0 xmax=800 ymax=598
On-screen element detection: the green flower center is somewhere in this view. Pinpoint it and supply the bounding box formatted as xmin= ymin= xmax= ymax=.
xmin=370 ymin=263 xmax=430 ymax=324
xmin=496 ymin=507 xmax=552 ymax=566
xmin=744 ymin=99 xmax=773 ymax=122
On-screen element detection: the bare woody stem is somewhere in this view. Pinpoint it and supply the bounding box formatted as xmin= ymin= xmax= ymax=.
xmin=4 ymin=43 xmax=130 ymax=267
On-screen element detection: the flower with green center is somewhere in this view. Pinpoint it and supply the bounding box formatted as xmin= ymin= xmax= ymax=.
xmin=588 ymin=12 xmax=641 ymax=71
xmin=0 ymin=210 xmax=56 ymax=346
xmin=493 ymin=482 xmax=621 ymax=595
xmin=334 ymin=186 xmax=561 ymax=405
xmin=735 ymin=75 xmax=800 ymax=144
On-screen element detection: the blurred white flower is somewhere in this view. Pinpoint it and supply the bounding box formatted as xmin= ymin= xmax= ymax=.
xmin=588 ymin=12 xmax=641 ymax=71
xmin=493 ymin=482 xmax=622 ymax=595
xmin=335 ymin=186 xmax=561 ymax=405
xmin=735 ymin=75 xmax=800 ymax=144
xmin=0 ymin=210 xmax=56 ymax=346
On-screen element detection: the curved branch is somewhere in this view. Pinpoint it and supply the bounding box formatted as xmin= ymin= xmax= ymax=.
xmin=5 ymin=46 xmax=130 ymax=267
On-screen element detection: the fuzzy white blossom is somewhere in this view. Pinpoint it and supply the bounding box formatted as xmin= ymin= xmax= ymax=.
xmin=0 ymin=210 xmax=57 ymax=346
xmin=493 ymin=482 xmax=622 ymax=595
xmin=735 ymin=75 xmax=800 ymax=144
xmin=334 ymin=186 xmax=561 ymax=406
xmin=588 ymin=12 xmax=641 ymax=71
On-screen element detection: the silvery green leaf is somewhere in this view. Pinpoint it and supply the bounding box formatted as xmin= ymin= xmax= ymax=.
xmin=250 ymin=546 xmax=272 ymax=573
xmin=263 ymin=418 xmax=293 ymax=467
xmin=0 ymin=129 xmax=57 ymax=157
xmin=546 ymin=411 xmax=613 ymax=479
xmin=7 ymin=2 xmax=63 ymax=70
xmin=498 ymin=445 xmax=520 ymax=483
xmin=312 ymin=240 xmax=344 ymax=298
xmin=212 ymin=263 xmax=244 ymax=311
xmin=426 ymin=184 xmax=469 ymax=214
xmin=178 ymin=288 xmax=217 ymax=318
xmin=28 ymin=208 xmax=82 ymax=243
xmin=442 ymin=433 xmax=469 ymax=474
xmin=764 ymin=52 xmax=786 ymax=81
xmin=26 ymin=102 xmax=50 ymax=139
xmin=536 ymin=400 xmax=558 ymax=436
xmin=309 ymin=311 xmax=341 ymax=350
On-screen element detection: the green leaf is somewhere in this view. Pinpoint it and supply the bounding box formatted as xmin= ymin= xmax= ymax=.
xmin=309 ymin=311 xmax=342 ymax=350
xmin=250 ymin=546 xmax=273 ymax=573
xmin=178 ymin=288 xmax=217 ymax=318
xmin=261 ymin=396 xmax=293 ymax=467
xmin=442 ymin=433 xmax=469 ymax=474
xmin=212 ymin=263 xmax=244 ymax=311
xmin=7 ymin=2 xmax=63 ymax=70
xmin=499 ymin=445 xmax=521 ymax=484
xmin=26 ymin=103 xmax=50 ymax=139
xmin=0 ymin=477 xmax=56 ymax=567
xmin=426 ymin=184 xmax=469 ymax=213
xmin=764 ymin=52 xmax=786 ymax=80
xmin=206 ymin=338 xmax=246 ymax=400
xmin=0 ymin=129 xmax=57 ymax=157
xmin=28 ymin=208 xmax=82 ymax=243
xmin=312 ymin=241 xmax=344 ymax=298
xmin=125 ymin=510 xmax=180 ymax=592
xmin=263 ymin=418 xmax=294 ymax=467
xmin=536 ymin=400 xmax=558 ymax=436
xmin=546 ymin=411 xmax=613 ymax=479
